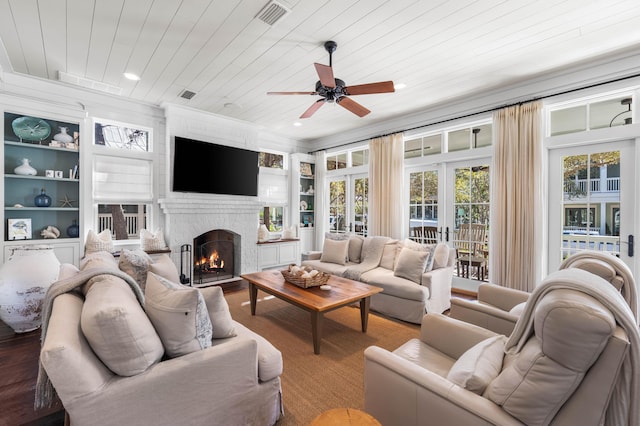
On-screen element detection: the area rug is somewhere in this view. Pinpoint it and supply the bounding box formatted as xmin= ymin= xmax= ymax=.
xmin=225 ymin=290 xmax=420 ymax=425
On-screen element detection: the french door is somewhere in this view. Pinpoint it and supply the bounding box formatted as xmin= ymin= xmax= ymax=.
xmin=407 ymin=158 xmax=491 ymax=291
xmin=328 ymin=174 xmax=369 ymax=236
xmin=548 ymin=140 xmax=636 ymax=274
xmin=446 ymin=159 xmax=491 ymax=290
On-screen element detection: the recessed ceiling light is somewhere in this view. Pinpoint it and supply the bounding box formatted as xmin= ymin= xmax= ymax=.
xmin=394 ymin=83 xmax=407 ymax=90
xmin=123 ymin=72 xmax=141 ymax=81
xmin=293 ymin=122 xmax=302 ymax=127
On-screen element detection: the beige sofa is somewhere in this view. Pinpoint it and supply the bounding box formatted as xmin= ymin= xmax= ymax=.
xmin=364 ymin=268 xmax=638 ymax=426
xmin=39 ymin=251 xmax=283 ymax=425
xmin=302 ymin=235 xmax=455 ymax=324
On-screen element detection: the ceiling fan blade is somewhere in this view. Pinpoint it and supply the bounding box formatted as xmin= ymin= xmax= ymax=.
xmin=267 ymin=91 xmax=316 ymax=95
xmin=300 ymin=99 xmax=325 ymax=118
xmin=314 ymin=63 xmax=335 ymax=88
xmin=345 ymin=81 xmax=395 ymax=95
xmin=337 ymin=96 xmax=370 ymax=117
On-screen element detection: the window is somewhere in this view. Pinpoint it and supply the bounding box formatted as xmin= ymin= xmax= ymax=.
xmin=447 ymin=124 xmax=492 ymax=152
xmin=92 ymin=119 xmax=153 ymax=240
xmin=259 ymin=151 xmax=284 ymax=169
xmin=98 ymin=204 xmax=148 ymax=239
xmin=549 ymin=94 xmax=633 ymax=136
xmin=405 ymin=134 xmax=442 ymax=159
xmin=352 ymin=149 xmax=369 ymax=167
xmin=94 ymin=120 xmax=150 ymax=151
xmin=404 ymin=123 xmax=491 ymax=158
xmin=260 ymin=206 xmax=283 ymax=232
xmin=326 ymin=153 xmax=347 ymax=170
xmin=409 ymin=170 xmax=438 ymax=243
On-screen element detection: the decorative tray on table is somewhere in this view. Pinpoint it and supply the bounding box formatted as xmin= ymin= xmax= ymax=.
xmin=281 ymin=264 xmax=330 ymax=288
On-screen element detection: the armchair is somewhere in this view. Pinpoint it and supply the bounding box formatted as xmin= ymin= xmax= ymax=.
xmin=364 ymin=268 xmax=638 ymax=426
xmin=450 ymin=250 xmax=638 ymax=334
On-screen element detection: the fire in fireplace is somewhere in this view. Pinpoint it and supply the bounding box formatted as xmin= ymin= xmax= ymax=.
xmin=193 ymin=229 xmax=240 ymax=285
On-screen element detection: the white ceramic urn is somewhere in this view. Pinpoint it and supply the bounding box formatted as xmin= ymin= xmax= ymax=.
xmin=14 ymin=158 xmax=37 ymax=176
xmin=0 ymin=245 xmax=60 ymax=333
xmin=53 ymin=126 xmax=74 ymax=144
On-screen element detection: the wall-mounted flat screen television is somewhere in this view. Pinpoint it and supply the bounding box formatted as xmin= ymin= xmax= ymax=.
xmin=172 ymin=136 xmax=259 ymax=196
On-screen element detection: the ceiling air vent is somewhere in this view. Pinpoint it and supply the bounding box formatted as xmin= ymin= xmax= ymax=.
xmin=256 ymin=1 xmax=290 ymax=26
xmin=179 ymin=90 xmax=197 ymax=100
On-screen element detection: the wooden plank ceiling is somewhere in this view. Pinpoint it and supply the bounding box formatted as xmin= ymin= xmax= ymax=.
xmin=0 ymin=0 xmax=640 ymax=141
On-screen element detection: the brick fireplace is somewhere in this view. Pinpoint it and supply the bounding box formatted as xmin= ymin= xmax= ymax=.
xmin=159 ymin=196 xmax=262 ymax=283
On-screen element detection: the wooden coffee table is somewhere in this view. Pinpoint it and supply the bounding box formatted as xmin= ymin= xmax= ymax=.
xmin=241 ymin=271 xmax=382 ymax=354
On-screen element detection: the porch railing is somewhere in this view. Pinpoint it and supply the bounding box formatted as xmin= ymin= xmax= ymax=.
xmin=98 ymin=213 xmax=143 ymax=238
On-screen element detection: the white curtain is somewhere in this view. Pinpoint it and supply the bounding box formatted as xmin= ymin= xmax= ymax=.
xmin=314 ymin=150 xmax=327 ymax=250
xmin=368 ymin=133 xmax=404 ymax=239
xmin=490 ymin=101 xmax=543 ymax=292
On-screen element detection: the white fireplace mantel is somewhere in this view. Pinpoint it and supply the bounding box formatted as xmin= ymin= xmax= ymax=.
xmin=159 ymin=195 xmax=264 ymax=277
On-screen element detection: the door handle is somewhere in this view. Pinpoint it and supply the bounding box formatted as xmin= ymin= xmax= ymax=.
xmin=629 ymin=234 xmax=634 ymax=257
xmin=445 ymin=227 xmax=450 ymax=242
xmin=438 ymin=227 xmax=443 ymax=242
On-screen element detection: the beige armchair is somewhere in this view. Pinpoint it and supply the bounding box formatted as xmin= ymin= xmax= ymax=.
xmin=364 ymin=268 xmax=638 ymax=426
xmin=450 ymin=250 xmax=638 ymax=335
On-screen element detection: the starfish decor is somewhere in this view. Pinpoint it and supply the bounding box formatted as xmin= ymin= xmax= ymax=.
xmin=59 ymin=194 xmax=75 ymax=208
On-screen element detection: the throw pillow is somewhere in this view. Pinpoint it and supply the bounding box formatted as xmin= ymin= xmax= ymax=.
xmin=446 ymin=335 xmax=507 ymax=395
xmin=380 ymin=240 xmax=400 ymax=270
xmin=324 ymin=232 xmax=350 ymax=241
xmin=80 ymin=276 xmax=164 ymax=376
xmin=509 ymin=302 xmax=526 ymax=317
xmin=320 ymin=238 xmax=349 ymax=265
xmin=149 ymin=254 xmax=181 ymax=283
xmin=118 ymin=248 xmax=153 ymax=292
xmin=348 ymin=235 xmax=365 ymax=263
xmin=144 ymin=272 xmax=212 ymax=358
xmin=400 ymin=239 xmax=436 ymax=271
xmin=140 ymin=228 xmax=168 ymax=251
xmin=85 ymin=229 xmax=114 ymax=254
xmin=199 ymin=286 xmax=237 ymax=339
xmin=393 ymin=247 xmax=430 ymax=284
xmin=432 ymin=243 xmax=451 ymax=269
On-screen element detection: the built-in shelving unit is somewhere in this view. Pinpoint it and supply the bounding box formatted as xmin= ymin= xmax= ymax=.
xmin=291 ymin=154 xmax=316 ymax=253
xmin=3 ymin=111 xmax=81 ymax=264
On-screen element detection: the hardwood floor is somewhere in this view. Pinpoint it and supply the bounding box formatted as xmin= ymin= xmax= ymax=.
xmin=0 ymin=280 xmax=473 ymax=425
xmin=0 ymin=321 xmax=64 ymax=426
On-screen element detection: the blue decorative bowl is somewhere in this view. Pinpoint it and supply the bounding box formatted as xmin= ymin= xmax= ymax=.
xmin=12 ymin=116 xmax=51 ymax=142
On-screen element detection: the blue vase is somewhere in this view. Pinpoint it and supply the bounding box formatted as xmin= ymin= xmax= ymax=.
xmin=67 ymin=220 xmax=79 ymax=238
xmin=34 ymin=189 xmax=51 ymax=207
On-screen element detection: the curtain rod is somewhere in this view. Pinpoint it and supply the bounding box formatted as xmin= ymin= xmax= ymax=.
xmin=309 ymin=71 xmax=640 ymax=154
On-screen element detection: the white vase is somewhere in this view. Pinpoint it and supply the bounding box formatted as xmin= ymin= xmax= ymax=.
xmin=0 ymin=245 xmax=60 ymax=333
xmin=53 ymin=126 xmax=74 ymax=144
xmin=257 ymin=224 xmax=270 ymax=242
xmin=14 ymin=158 xmax=37 ymax=176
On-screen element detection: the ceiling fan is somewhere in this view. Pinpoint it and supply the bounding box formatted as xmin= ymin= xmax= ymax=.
xmin=267 ymin=41 xmax=395 ymax=118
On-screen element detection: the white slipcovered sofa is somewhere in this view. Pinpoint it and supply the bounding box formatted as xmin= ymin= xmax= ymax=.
xmin=302 ymin=235 xmax=455 ymax=324
xmin=38 ymin=250 xmax=283 ymax=426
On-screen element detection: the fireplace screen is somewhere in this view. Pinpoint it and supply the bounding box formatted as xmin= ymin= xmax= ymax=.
xmin=193 ymin=230 xmax=239 ymax=285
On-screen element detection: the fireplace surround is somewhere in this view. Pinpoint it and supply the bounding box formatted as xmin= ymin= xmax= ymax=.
xmin=193 ymin=229 xmax=240 ymax=285
xmin=159 ymin=196 xmax=262 ymax=281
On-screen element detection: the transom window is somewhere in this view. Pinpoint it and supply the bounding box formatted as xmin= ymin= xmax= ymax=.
xmin=404 ymin=123 xmax=492 ymax=158
xmin=549 ymin=93 xmax=634 ymax=136
xmin=94 ymin=120 xmax=151 ymax=151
